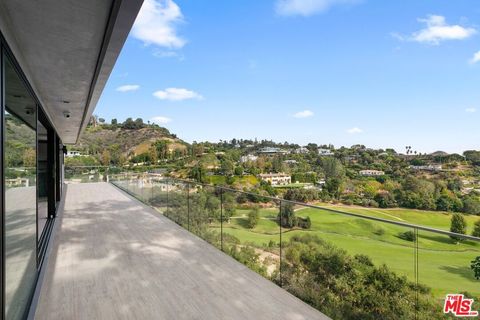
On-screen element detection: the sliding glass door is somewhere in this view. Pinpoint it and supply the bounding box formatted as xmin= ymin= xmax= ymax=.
xmin=3 ymin=52 xmax=38 ymax=320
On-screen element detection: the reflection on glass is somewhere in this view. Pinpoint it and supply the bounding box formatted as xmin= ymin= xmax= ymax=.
xmin=37 ymin=120 xmax=48 ymax=235
xmin=4 ymin=54 xmax=37 ymax=320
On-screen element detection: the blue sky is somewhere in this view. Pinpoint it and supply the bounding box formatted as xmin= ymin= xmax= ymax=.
xmin=95 ymin=0 xmax=480 ymax=154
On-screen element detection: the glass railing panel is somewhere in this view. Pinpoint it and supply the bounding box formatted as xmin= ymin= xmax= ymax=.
xmin=220 ymin=189 xmax=278 ymax=280
xmin=164 ymin=180 xmax=188 ymax=227
xmin=187 ymin=184 xmax=220 ymax=248
xmin=106 ymin=176 xmax=480 ymax=318
xmin=279 ymin=201 xmax=421 ymax=319
xmin=417 ymin=227 xmax=480 ymax=318
xmin=150 ymin=178 xmax=169 ymax=214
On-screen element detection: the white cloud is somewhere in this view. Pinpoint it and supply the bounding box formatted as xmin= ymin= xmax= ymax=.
xmin=275 ymin=0 xmax=360 ymax=17
xmin=347 ymin=127 xmax=363 ymax=134
xmin=407 ymin=15 xmax=476 ymax=45
xmin=132 ymin=0 xmax=186 ymax=48
xmin=153 ymin=88 xmax=203 ymax=101
xmin=116 ymin=85 xmax=140 ymax=92
xmin=469 ymin=50 xmax=480 ymax=64
xmin=150 ymin=116 xmax=172 ymax=124
xmin=153 ymin=50 xmax=184 ymax=60
xmin=466 ymin=107 xmax=477 ymax=113
xmin=293 ymin=110 xmax=314 ymax=118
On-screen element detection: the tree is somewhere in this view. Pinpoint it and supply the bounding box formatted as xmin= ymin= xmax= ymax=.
xmin=98 ymin=118 xmax=105 ymax=124
xmin=374 ymin=192 xmax=396 ymax=208
xmin=149 ymin=146 xmax=158 ymax=165
xmin=122 ymin=117 xmax=135 ymax=129
xmin=464 ymin=150 xmax=480 ymax=165
xmin=111 ymin=118 xmax=118 ymax=125
xmin=100 ymin=150 xmax=111 ymax=166
xmin=450 ymin=213 xmax=467 ymax=242
xmin=472 ymin=220 xmax=480 ymax=238
xmin=155 ymin=140 xmax=170 ymax=159
xmin=220 ymin=158 xmax=235 ymax=176
xmin=205 ymin=195 xmax=220 ymax=218
xmin=463 ymin=197 xmax=480 ymax=215
xmin=134 ymin=118 xmax=144 ymax=128
xmin=247 ymin=206 xmax=260 ymax=229
xmin=234 ymin=166 xmax=244 ymax=176
xmin=325 ymin=177 xmax=342 ymax=199
xmin=278 ymin=202 xmax=296 ymax=228
xmin=23 ymin=148 xmax=36 ymax=167
xmin=363 ymin=180 xmax=382 ymax=198
xmin=436 ymin=193 xmax=462 ymax=212
xmin=222 ymin=193 xmax=236 ymax=222
xmin=471 ymin=256 xmax=480 ymax=280
xmin=321 ymin=157 xmax=345 ymax=180
xmin=189 ymin=165 xmax=205 ymax=182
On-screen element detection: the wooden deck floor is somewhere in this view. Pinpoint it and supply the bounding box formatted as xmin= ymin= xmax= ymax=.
xmin=34 ymin=183 xmax=328 ymax=320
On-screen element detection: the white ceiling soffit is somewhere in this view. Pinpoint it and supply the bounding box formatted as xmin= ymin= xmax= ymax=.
xmin=0 ymin=0 xmax=143 ymax=144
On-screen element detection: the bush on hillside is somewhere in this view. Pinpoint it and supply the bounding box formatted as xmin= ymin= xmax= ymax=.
xmin=278 ymin=234 xmax=443 ymax=319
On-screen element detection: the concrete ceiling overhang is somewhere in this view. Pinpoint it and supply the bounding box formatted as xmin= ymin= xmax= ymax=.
xmin=0 ymin=0 xmax=143 ymax=144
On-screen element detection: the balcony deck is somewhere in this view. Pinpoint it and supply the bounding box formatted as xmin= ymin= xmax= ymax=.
xmin=33 ymin=183 xmax=328 ymax=320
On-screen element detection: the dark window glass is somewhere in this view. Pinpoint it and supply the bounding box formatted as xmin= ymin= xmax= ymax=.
xmin=37 ymin=119 xmax=48 ymax=233
xmin=4 ymin=53 xmax=37 ymax=320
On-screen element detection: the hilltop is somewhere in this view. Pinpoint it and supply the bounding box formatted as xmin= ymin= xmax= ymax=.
xmin=67 ymin=117 xmax=188 ymax=166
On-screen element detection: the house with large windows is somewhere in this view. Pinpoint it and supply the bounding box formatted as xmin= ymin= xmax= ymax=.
xmin=0 ymin=1 xmax=143 ymax=319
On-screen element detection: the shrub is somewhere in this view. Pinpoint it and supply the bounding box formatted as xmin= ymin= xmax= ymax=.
xmin=355 ymin=254 xmax=374 ymax=266
xmin=280 ymin=234 xmax=443 ymax=319
xmin=471 ymin=256 xmax=480 ymax=280
xmin=399 ymin=230 xmax=416 ymax=242
xmin=373 ymin=227 xmax=385 ymax=236
xmin=297 ymin=216 xmax=311 ymax=229
xmin=247 ymin=206 xmax=260 ymax=229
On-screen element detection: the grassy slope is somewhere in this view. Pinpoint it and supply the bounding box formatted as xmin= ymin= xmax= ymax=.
xmin=218 ymin=207 xmax=480 ymax=298
xmin=76 ymin=126 xmax=187 ymax=157
xmin=315 ymin=203 xmax=480 ymax=234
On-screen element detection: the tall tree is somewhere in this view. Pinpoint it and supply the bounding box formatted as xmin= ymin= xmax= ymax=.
xmin=100 ymin=150 xmax=111 ymax=166
xmin=450 ymin=213 xmax=467 ymax=242
xmin=278 ymin=202 xmax=296 ymax=228
xmin=247 ymin=206 xmax=260 ymax=229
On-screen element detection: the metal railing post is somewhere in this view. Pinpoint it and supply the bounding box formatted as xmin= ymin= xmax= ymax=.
xmin=220 ymin=188 xmax=224 ymax=251
xmin=187 ymin=183 xmax=190 ymax=231
xmin=279 ymin=200 xmax=282 ymax=287
xmin=166 ymin=178 xmax=169 ymax=217
xmin=414 ymin=227 xmax=419 ymax=319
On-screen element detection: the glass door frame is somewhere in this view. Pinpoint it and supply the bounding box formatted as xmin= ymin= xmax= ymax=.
xmin=0 ymin=30 xmax=62 ymax=320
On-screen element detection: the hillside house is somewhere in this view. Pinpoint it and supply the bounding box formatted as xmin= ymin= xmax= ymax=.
xmin=259 ymin=173 xmax=291 ymax=186
xmin=359 ymin=170 xmax=385 ymax=177
xmin=318 ymin=148 xmax=334 ymax=156
xmin=240 ymin=154 xmax=258 ymax=163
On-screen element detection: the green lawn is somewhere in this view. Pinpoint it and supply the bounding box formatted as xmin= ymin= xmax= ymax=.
xmin=219 ymin=206 xmax=480 ymax=298
xmin=313 ymin=203 xmax=480 ymax=234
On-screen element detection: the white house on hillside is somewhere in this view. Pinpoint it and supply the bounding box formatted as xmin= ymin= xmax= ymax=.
xmin=359 ymin=170 xmax=385 ymax=177
xmin=66 ymin=151 xmax=82 ymax=157
xmin=318 ymin=148 xmax=334 ymax=156
xmin=240 ymin=154 xmax=258 ymax=163
xmin=259 ymin=173 xmax=291 ymax=186
xmin=294 ymin=147 xmax=309 ymax=154
xmin=258 ymin=147 xmax=289 ymax=155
